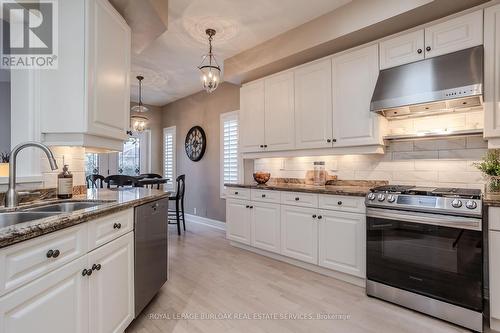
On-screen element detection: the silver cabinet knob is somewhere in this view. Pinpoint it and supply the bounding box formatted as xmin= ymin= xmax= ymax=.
xmin=465 ymin=200 xmax=477 ymax=209
xmin=451 ymin=199 xmax=462 ymax=208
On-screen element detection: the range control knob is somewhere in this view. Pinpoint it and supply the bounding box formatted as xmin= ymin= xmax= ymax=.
xmin=465 ymin=200 xmax=477 ymax=210
xmin=387 ymin=195 xmax=396 ymax=203
xmin=377 ymin=194 xmax=386 ymax=202
xmin=451 ymin=199 xmax=463 ymax=208
xmin=367 ymin=193 xmax=376 ymax=201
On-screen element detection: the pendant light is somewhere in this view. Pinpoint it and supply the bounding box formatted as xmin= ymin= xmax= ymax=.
xmin=131 ymin=75 xmax=149 ymax=113
xmin=130 ymin=115 xmax=148 ymax=132
xmin=198 ymin=29 xmax=221 ymax=93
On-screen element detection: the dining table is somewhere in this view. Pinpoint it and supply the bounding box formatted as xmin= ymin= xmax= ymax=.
xmin=134 ymin=177 xmax=169 ymax=190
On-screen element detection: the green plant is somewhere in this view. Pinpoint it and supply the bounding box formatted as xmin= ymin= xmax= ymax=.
xmin=475 ymin=150 xmax=500 ymax=192
xmin=0 ymin=152 xmax=9 ymax=163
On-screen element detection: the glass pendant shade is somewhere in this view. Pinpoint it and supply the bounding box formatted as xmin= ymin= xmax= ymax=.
xmin=131 ymin=75 xmax=149 ymax=113
xmin=198 ymin=29 xmax=221 ymax=93
xmin=130 ymin=115 xmax=148 ymax=132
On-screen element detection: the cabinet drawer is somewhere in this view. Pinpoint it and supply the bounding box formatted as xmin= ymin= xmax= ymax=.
xmin=319 ymin=195 xmax=365 ymax=214
xmin=0 ymin=224 xmax=88 ymax=296
xmin=490 ymin=207 xmax=500 ymax=231
xmin=251 ymin=189 xmax=281 ymax=203
xmin=88 ymin=209 xmax=133 ymax=250
xmin=281 ymin=192 xmax=318 ymax=208
xmin=225 ymin=187 xmax=251 ymax=200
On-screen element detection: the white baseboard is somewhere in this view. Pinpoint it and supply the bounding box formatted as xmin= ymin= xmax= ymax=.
xmin=185 ymin=214 xmax=226 ymax=231
xmin=230 ymin=241 xmax=366 ymax=288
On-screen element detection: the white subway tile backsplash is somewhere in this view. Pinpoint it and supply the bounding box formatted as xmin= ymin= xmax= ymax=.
xmin=393 ymin=171 xmax=439 ymax=183
xmin=466 ymin=136 xmax=488 ymax=149
xmin=393 ymin=151 xmax=439 ymax=160
xmin=438 ymin=148 xmax=487 ymax=160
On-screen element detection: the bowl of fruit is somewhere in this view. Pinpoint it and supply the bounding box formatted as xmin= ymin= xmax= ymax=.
xmin=253 ymin=172 xmax=271 ymax=185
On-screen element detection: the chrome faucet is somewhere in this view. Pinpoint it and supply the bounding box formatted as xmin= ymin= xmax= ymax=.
xmin=4 ymin=142 xmax=58 ymax=208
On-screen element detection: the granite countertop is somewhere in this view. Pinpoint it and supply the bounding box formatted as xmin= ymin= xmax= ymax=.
xmin=483 ymin=193 xmax=500 ymax=207
xmin=225 ymin=183 xmax=374 ymax=197
xmin=0 ymin=188 xmax=170 ymax=248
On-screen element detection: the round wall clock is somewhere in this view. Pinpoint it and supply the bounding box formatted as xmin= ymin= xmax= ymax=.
xmin=185 ymin=126 xmax=207 ymax=162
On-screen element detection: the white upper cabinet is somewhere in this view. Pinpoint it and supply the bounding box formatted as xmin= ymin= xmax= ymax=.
xmin=332 ymin=44 xmax=384 ymax=147
xmin=40 ymin=0 xmax=131 ymax=151
xmin=484 ymin=4 xmax=500 ymax=148
xmin=294 ymin=59 xmax=333 ymax=149
xmin=379 ymin=30 xmax=425 ymax=69
xmin=264 ymin=72 xmax=296 ymax=151
xmin=239 ymin=80 xmax=266 ymax=153
xmin=380 ymin=10 xmax=483 ymax=69
xmin=424 ymin=10 xmax=483 ymax=59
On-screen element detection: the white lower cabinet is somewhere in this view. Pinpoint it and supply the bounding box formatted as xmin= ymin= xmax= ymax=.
xmin=0 ymin=256 xmax=89 ymax=333
xmin=280 ymin=205 xmax=318 ymax=264
xmin=0 ymin=228 xmax=135 ymax=333
xmin=226 ymin=200 xmax=252 ymax=245
xmin=318 ymin=210 xmax=366 ymax=278
xmin=89 ymin=232 xmax=134 ymax=333
xmin=252 ymin=202 xmax=281 ymax=253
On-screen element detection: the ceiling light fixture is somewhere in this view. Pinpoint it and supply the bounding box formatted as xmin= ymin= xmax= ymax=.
xmin=131 ymin=75 xmax=149 ymax=113
xmin=198 ymin=28 xmax=221 ymax=93
xmin=130 ymin=115 xmax=148 ymax=133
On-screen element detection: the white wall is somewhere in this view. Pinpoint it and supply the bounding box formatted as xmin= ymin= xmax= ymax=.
xmin=0 ymin=81 xmax=10 ymax=154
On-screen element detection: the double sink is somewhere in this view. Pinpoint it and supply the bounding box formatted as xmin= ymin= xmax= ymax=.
xmin=0 ymin=201 xmax=112 ymax=228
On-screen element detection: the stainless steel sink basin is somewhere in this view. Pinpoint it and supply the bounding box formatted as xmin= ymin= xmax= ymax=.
xmin=25 ymin=201 xmax=108 ymax=213
xmin=0 ymin=212 xmax=59 ymax=228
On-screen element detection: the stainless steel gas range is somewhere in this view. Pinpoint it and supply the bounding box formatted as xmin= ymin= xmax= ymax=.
xmin=365 ymin=185 xmax=483 ymax=332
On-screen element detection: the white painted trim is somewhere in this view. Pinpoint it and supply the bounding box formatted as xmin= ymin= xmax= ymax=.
xmin=230 ymin=241 xmax=366 ymax=288
xmin=242 ymin=145 xmax=385 ymax=159
xmin=185 ymin=214 xmax=226 ymax=231
xmin=163 ymin=126 xmax=176 ymax=191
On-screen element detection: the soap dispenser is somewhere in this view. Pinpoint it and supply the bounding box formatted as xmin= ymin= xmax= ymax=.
xmin=57 ymin=164 xmax=73 ymax=199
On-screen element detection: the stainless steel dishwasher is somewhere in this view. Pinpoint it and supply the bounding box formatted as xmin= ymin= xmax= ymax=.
xmin=134 ymin=198 xmax=168 ymax=316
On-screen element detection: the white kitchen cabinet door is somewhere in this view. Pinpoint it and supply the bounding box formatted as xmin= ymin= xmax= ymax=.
xmin=379 ymin=30 xmax=425 ymax=69
xmin=318 ymin=210 xmax=366 ymax=278
xmin=332 ymin=44 xmax=383 ymax=147
xmin=226 ymin=199 xmax=252 ymax=245
xmin=490 ymin=230 xmax=500 ymax=330
xmin=424 ymin=10 xmax=483 ymax=59
xmin=280 ymin=206 xmax=318 ymax=264
xmin=251 ymin=202 xmax=281 ymax=254
xmin=89 ymin=232 xmax=134 ymax=333
xmin=0 ymin=256 xmax=89 ymax=333
xmin=87 ymin=0 xmax=131 ymax=140
xmin=294 ymin=59 xmax=333 ymax=149
xmin=264 ymin=72 xmax=295 ymax=151
xmin=484 ymin=4 xmax=500 ymax=148
xmin=239 ymin=81 xmax=266 ymax=153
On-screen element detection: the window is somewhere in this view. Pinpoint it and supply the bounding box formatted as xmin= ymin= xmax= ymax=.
xmin=163 ymin=126 xmax=176 ymax=191
xmin=220 ymin=111 xmax=240 ymax=197
xmin=84 ymin=153 xmax=99 ymax=177
xmin=119 ymin=137 xmax=141 ymax=176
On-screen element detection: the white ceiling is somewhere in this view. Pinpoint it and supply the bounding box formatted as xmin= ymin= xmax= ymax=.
xmin=131 ymin=0 xmax=351 ymax=106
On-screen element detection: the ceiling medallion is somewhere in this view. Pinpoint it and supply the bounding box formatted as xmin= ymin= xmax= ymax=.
xmin=198 ymin=28 xmax=221 ymax=93
xmin=131 ymin=75 xmax=149 ymax=113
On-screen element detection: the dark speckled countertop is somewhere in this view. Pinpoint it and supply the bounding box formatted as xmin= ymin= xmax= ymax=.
xmin=483 ymin=193 xmax=500 ymax=207
xmin=0 ymin=188 xmax=169 ymax=248
xmin=225 ymin=183 xmax=377 ymax=197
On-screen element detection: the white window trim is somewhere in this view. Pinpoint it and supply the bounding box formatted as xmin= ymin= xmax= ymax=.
xmin=220 ymin=110 xmax=242 ymax=198
xmin=163 ymin=126 xmax=176 ymax=191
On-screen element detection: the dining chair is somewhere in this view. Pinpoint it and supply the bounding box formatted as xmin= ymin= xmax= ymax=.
xmin=86 ymin=174 xmax=105 ymax=189
xmin=138 ymin=173 xmax=163 ymax=189
xmin=168 ymin=175 xmax=185 ymax=235
xmin=104 ymin=175 xmax=138 ymax=188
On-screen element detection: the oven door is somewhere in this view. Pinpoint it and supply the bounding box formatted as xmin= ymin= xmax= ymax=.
xmin=367 ymin=208 xmax=483 ymax=311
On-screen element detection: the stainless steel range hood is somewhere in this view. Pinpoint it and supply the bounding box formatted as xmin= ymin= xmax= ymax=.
xmin=370 ymin=46 xmax=483 ymax=118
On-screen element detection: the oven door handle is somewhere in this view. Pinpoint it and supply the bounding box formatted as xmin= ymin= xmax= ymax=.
xmin=366 ymin=208 xmax=482 ymax=231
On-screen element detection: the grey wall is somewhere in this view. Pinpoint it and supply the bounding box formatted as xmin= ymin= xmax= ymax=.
xmin=161 ymin=83 xmax=240 ymax=222
xmin=130 ymin=102 xmax=163 ymax=175
xmin=0 ymin=82 xmax=10 ymax=155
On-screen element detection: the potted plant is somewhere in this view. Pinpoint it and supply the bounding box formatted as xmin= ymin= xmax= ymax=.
xmin=475 ymin=149 xmax=500 ymax=193
xmin=0 ymin=152 xmax=9 ymax=177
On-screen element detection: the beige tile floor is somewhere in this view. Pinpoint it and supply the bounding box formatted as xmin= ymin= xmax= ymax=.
xmin=126 ymin=222 xmax=474 ymax=333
